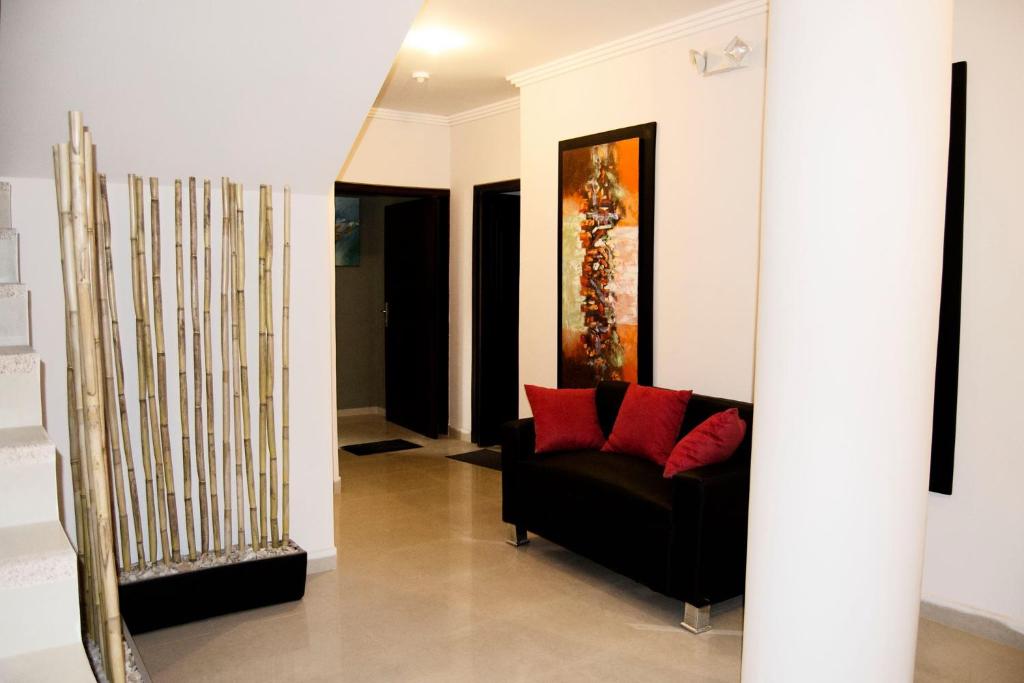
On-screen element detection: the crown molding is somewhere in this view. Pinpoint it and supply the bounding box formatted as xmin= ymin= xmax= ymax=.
xmin=506 ymin=0 xmax=767 ymax=88
xmin=367 ymin=108 xmax=450 ymax=126
xmin=447 ymin=97 xmax=520 ymax=126
xmin=368 ymin=97 xmax=520 ymax=128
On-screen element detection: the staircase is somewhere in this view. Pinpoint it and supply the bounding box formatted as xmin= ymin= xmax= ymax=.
xmin=0 ymin=182 xmax=95 ymax=681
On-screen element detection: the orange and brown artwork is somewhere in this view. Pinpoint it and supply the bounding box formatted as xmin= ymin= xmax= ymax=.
xmin=559 ymin=137 xmax=641 ymax=387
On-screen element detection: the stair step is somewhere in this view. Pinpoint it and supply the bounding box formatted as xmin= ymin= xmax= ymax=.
xmin=0 ymin=426 xmax=57 ymax=528
xmin=0 ymin=346 xmax=41 ymax=429
xmin=0 ymin=283 xmax=29 ymax=346
xmin=0 ymin=521 xmax=82 ymax=658
xmin=0 ymin=229 xmax=18 ymax=284
xmin=0 ymin=642 xmax=95 ymax=682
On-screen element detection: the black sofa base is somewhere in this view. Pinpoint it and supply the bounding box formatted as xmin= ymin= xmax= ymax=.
xmin=119 ymin=545 xmax=307 ymax=634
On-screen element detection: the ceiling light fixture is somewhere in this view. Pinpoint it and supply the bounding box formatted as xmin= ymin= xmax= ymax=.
xmin=412 ymin=71 xmax=430 ymax=84
xmin=404 ymin=26 xmax=469 ymax=55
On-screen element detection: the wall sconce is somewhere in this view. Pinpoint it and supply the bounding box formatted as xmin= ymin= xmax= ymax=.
xmin=690 ymin=36 xmax=751 ymax=77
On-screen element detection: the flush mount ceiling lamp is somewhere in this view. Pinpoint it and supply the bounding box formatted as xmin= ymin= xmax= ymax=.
xmin=403 ymin=26 xmax=469 ymax=55
xmin=690 ymin=36 xmax=751 ymax=77
xmin=412 ymin=71 xmax=430 ymax=84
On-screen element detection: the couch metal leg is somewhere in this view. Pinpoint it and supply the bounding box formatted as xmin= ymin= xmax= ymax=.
xmin=505 ymin=523 xmax=529 ymax=547
xmin=681 ymin=602 xmax=711 ymax=634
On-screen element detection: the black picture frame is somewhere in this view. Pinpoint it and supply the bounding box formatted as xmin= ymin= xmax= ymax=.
xmin=557 ymin=122 xmax=656 ymax=388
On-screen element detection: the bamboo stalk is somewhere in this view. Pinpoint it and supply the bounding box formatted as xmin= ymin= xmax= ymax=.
xmin=234 ymin=184 xmax=259 ymax=550
xmin=102 ymin=176 xmax=146 ymax=569
xmin=220 ymin=179 xmax=234 ymax=551
xmin=54 ymin=143 xmax=94 ymax=635
xmin=190 ymin=178 xmax=210 ymax=555
xmin=204 ymin=179 xmax=221 ymax=555
xmin=53 ymin=145 xmax=87 ymax=565
xmin=139 ymin=177 xmax=171 ymax=563
xmin=282 ymin=186 xmax=291 ymax=545
xmin=228 ymin=184 xmax=245 ymax=549
xmin=150 ymin=177 xmax=182 ymax=563
xmin=96 ymin=174 xmax=132 ymax=571
xmin=257 ymin=186 xmax=267 ymax=548
xmin=265 ymin=187 xmax=279 ymax=547
xmin=69 ymin=114 xmax=126 ymax=682
xmin=82 ymin=132 xmax=106 ymax=652
xmin=175 ymin=180 xmax=197 ymax=562
xmin=129 ymin=175 xmax=160 ymax=563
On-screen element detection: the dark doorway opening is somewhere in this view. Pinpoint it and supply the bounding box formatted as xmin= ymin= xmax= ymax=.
xmin=335 ymin=182 xmax=450 ymax=439
xmin=471 ymin=179 xmax=521 ymax=446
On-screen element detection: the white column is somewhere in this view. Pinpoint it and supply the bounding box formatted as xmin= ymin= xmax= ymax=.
xmin=742 ymin=2 xmax=952 ymax=681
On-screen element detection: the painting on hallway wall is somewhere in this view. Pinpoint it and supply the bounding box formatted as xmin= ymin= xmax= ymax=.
xmin=557 ymin=123 xmax=656 ymax=388
xmin=335 ymin=195 xmax=360 ymax=267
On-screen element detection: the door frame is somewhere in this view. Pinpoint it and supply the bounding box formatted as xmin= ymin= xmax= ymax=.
xmin=334 ymin=181 xmax=450 ymax=436
xmin=470 ymin=179 xmax=521 ymax=444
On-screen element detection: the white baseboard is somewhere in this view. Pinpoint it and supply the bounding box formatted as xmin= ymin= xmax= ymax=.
xmin=337 ymin=406 xmax=384 ymax=417
xmin=920 ymin=598 xmax=1024 ymax=651
xmin=305 ymin=545 xmax=337 ymax=575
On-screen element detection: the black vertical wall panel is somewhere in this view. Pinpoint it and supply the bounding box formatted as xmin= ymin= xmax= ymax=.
xmin=929 ymin=61 xmax=967 ymax=495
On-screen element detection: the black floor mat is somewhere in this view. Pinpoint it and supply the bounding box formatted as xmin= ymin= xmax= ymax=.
xmin=447 ymin=449 xmax=502 ymax=472
xmin=341 ymin=439 xmax=422 ymax=456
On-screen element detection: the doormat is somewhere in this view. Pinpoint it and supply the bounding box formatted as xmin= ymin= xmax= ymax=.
xmin=341 ymin=439 xmax=422 ymax=456
xmin=447 ymin=449 xmax=502 ymax=472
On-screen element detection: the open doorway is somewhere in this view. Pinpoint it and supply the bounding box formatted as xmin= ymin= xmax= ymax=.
xmin=471 ymin=179 xmax=521 ymax=446
xmin=334 ymin=182 xmax=450 ymax=440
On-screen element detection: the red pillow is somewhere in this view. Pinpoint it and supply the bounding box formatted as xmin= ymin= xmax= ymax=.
xmin=601 ymin=384 xmax=692 ymax=465
xmin=524 ymin=385 xmax=606 ymax=453
xmin=663 ymin=408 xmax=747 ymax=478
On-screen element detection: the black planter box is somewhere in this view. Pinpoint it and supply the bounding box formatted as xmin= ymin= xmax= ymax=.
xmin=118 ymin=546 xmax=307 ymax=634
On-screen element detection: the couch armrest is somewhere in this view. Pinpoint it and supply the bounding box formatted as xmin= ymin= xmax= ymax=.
xmin=500 ymin=418 xmax=535 ymax=524
xmin=668 ymin=458 xmax=750 ymax=605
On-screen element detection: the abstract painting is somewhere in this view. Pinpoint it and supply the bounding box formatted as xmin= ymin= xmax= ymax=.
xmin=558 ymin=123 xmax=655 ymax=388
xmin=335 ymin=195 xmax=360 ymax=267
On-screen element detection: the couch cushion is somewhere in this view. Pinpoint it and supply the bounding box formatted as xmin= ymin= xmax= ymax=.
xmin=595 ymin=380 xmax=630 ymax=437
xmin=602 ymin=384 xmax=693 ymax=465
xmin=682 ymin=395 xmax=754 ymax=462
xmin=663 ymin=407 xmax=748 ymax=478
xmin=525 ymin=385 xmax=606 ymax=453
xmin=520 ymin=449 xmax=673 ymax=516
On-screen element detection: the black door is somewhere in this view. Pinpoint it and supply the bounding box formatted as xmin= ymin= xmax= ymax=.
xmin=472 ymin=184 xmax=521 ymax=445
xmin=384 ymin=197 xmax=448 ymax=438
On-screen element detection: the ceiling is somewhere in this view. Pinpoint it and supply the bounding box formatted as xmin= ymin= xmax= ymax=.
xmin=374 ymin=0 xmax=724 ymax=116
xmin=0 ymin=0 xmax=421 ymax=192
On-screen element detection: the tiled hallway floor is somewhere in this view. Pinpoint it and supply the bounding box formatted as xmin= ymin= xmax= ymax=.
xmin=134 ymin=416 xmax=1024 ymax=681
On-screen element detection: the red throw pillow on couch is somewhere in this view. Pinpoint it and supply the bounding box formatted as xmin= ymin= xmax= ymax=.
xmin=524 ymin=385 xmax=606 ymax=453
xmin=663 ymin=408 xmax=747 ymax=478
xmin=601 ymin=384 xmax=693 ymax=465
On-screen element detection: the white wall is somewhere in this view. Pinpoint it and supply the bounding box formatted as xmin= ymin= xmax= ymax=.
xmin=921 ymin=0 xmax=1024 ymax=634
xmin=4 ymin=176 xmax=338 ymax=569
xmin=338 ymin=116 xmax=451 ymax=188
xmin=449 ymin=110 xmax=520 ymax=435
xmin=517 ymin=12 xmax=767 ymax=413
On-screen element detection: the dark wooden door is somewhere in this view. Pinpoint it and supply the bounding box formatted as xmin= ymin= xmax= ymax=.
xmin=384 ymin=198 xmax=445 ymax=438
xmin=472 ymin=188 xmax=520 ymax=445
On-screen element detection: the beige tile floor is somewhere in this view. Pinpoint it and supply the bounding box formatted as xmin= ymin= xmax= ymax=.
xmin=135 ymin=416 xmax=1024 ymax=682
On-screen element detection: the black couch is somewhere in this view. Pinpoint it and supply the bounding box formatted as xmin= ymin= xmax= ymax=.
xmin=501 ymin=380 xmax=752 ymax=632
